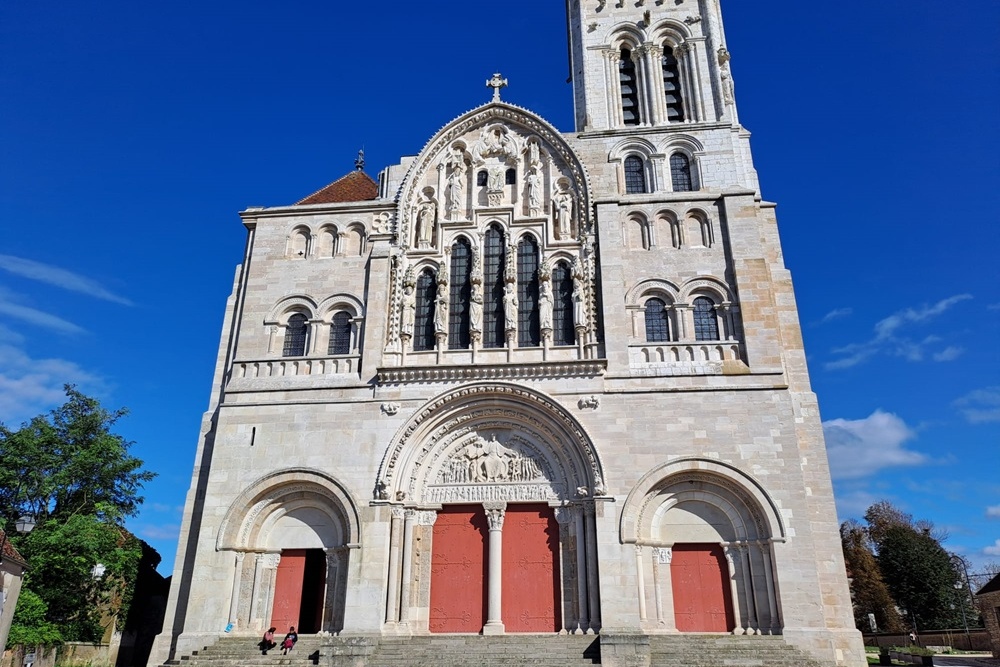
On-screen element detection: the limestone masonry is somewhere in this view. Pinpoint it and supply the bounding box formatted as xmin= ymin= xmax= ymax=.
xmin=149 ymin=2 xmax=866 ymax=665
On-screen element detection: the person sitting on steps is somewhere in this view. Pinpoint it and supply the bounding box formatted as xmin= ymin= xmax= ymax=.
xmin=281 ymin=626 xmax=298 ymax=655
xmin=258 ymin=627 xmax=276 ymax=655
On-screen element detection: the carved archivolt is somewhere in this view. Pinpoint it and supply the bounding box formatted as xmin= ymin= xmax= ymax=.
xmin=216 ymin=468 xmax=361 ymax=551
xmin=619 ymin=458 xmax=786 ymax=546
xmin=376 ymin=382 xmax=606 ymax=504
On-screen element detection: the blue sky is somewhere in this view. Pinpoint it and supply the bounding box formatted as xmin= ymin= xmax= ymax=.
xmin=1 ymin=1 xmax=998 ymax=578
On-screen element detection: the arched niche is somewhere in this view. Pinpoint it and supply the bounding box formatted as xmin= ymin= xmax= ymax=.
xmin=376 ymin=382 xmax=606 ymax=505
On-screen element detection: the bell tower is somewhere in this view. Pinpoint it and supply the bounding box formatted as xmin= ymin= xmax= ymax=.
xmin=568 ymin=0 xmax=737 ymax=133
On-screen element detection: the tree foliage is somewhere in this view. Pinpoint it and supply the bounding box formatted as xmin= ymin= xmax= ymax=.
xmin=0 ymin=386 xmax=155 ymax=643
xmin=840 ymin=519 xmax=904 ymax=633
xmin=6 ymin=589 xmax=63 ymax=648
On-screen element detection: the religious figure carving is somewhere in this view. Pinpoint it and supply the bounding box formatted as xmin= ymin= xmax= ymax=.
xmin=401 ymin=283 xmax=416 ymax=337
xmin=443 ymin=435 xmax=545 ymax=485
xmin=469 ymin=288 xmax=483 ymax=334
xmin=373 ymin=480 xmax=389 ymax=500
xmin=527 ymin=140 xmax=540 ymax=167
xmin=488 ymin=166 xmax=505 ymax=192
xmin=554 ymin=188 xmax=574 ymax=240
xmin=416 ymin=203 xmax=436 ymax=248
xmin=434 ymin=292 xmax=448 ymax=335
xmin=445 ymin=155 xmax=466 ymax=219
xmin=572 ymin=270 xmax=586 ymax=329
xmin=526 ymin=168 xmax=542 ymax=216
xmin=503 ymin=283 xmax=518 ymax=332
xmin=538 ymin=279 xmax=553 ymax=331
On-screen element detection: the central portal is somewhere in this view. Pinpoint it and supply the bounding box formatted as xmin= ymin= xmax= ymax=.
xmin=502 ymin=504 xmax=561 ymax=632
xmin=429 ymin=506 xmax=489 ymax=633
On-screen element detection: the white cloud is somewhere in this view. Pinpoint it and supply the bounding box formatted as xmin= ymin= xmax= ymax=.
xmin=933 ymin=346 xmax=964 ymax=362
xmin=821 ymin=308 xmax=853 ymax=323
xmin=954 ymin=387 xmax=1000 ymax=424
xmin=0 ymin=254 xmax=132 ymax=305
xmin=826 ymin=294 xmax=972 ymax=371
xmin=823 ymin=410 xmax=927 ymax=480
xmin=985 ymin=540 xmax=1000 ymax=557
xmin=0 ymin=344 xmax=102 ymax=426
xmin=0 ymin=297 xmax=86 ymax=335
xmin=987 ymin=506 xmax=1000 ymax=519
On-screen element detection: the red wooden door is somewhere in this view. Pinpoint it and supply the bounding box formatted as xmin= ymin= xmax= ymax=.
xmin=271 ymin=549 xmax=306 ymax=631
xmin=671 ymin=543 xmax=735 ymax=632
xmin=429 ymin=506 xmax=488 ymax=633
xmin=502 ymin=504 xmax=561 ymax=632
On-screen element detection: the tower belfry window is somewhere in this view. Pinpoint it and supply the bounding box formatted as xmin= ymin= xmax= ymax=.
xmin=283 ymin=314 xmax=308 ymax=357
xmin=693 ymin=296 xmax=720 ymax=341
xmin=662 ymin=49 xmax=685 ymax=122
xmin=619 ymin=49 xmax=641 ymax=126
xmin=624 ymin=156 xmax=647 ymax=194
xmin=328 ymin=312 xmax=351 ymax=355
xmin=645 ymin=299 xmax=670 ymax=342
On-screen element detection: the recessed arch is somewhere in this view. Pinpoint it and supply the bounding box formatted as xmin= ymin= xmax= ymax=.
xmin=376 ymin=382 xmax=606 ymax=504
xmin=266 ymin=295 xmax=318 ymax=325
xmin=679 ymin=276 xmax=733 ymax=304
xmin=626 ymin=278 xmax=681 ymax=307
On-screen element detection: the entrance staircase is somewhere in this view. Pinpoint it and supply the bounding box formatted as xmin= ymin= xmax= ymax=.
xmin=161 ymin=633 xmax=829 ymax=666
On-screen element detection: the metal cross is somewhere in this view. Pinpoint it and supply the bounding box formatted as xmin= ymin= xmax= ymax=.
xmin=486 ymin=73 xmax=508 ymax=102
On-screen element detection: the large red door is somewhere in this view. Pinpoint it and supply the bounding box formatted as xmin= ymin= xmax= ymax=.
xmin=671 ymin=543 xmax=735 ymax=632
xmin=502 ymin=504 xmax=561 ymax=632
xmin=271 ymin=549 xmax=306 ymax=631
xmin=429 ymin=505 xmax=488 ymax=633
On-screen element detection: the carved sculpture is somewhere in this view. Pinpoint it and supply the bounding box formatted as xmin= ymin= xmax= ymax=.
xmin=401 ymin=283 xmax=416 ymax=337
xmin=503 ymin=283 xmax=518 ymax=333
xmin=416 ymin=202 xmax=436 ymax=248
xmin=469 ymin=289 xmax=483 ymax=335
xmin=554 ymin=188 xmax=574 ymax=240
xmin=442 ymin=435 xmax=545 ymax=485
xmin=572 ymin=263 xmax=587 ymax=330
xmin=526 ymin=168 xmax=542 ymax=216
xmin=445 ymin=154 xmax=466 ymax=219
xmin=539 ymin=278 xmax=553 ymax=331
xmin=434 ymin=292 xmax=448 ymax=335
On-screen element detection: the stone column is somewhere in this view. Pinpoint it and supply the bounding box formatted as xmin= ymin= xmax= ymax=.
xmin=322 ymin=547 xmax=344 ymax=634
xmin=573 ymin=507 xmax=590 ymax=633
xmin=554 ymin=507 xmax=574 ymax=634
xmin=384 ymin=508 xmax=404 ymax=627
xmin=398 ymin=510 xmax=417 ymax=627
xmin=248 ymin=553 xmax=266 ymax=630
xmin=634 ymin=546 xmax=647 ymax=623
xmin=583 ymin=502 xmax=601 ymax=631
xmin=758 ymin=541 xmax=779 ymax=634
xmin=228 ymin=552 xmax=245 ymax=626
xmin=483 ymin=502 xmax=506 ymax=635
xmin=607 ymin=49 xmax=623 ymax=128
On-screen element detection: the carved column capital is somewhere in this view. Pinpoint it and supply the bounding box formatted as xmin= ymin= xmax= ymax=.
xmin=484 ymin=502 xmax=507 ymax=530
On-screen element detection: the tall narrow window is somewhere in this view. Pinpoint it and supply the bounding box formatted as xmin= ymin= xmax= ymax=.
xmin=624 ymin=156 xmax=647 ymax=194
xmin=414 ymin=270 xmax=437 ymax=351
xmin=644 ymin=299 xmax=670 ymax=342
xmin=662 ymin=49 xmax=685 ymax=121
xmin=483 ymin=226 xmax=506 ymax=348
xmin=449 ymin=238 xmax=472 ymax=349
xmin=552 ymin=262 xmax=575 ymax=346
xmin=619 ymin=49 xmax=640 ymax=126
xmin=693 ymin=297 xmax=719 ymax=341
xmin=283 ymin=313 xmax=308 ymax=357
xmin=328 ymin=312 xmax=352 ymax=355
xmin=517 ymin=236 xmax=540 ymax=347
xmin=670 ymin=153 xmax=693 ymax=192
xmin=477 ymin=171 xmax=488 ymax=187
xmin=505 ymin=168 xmax=517 ymax=185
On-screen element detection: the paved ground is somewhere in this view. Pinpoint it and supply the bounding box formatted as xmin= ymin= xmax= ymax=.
xmin=931 ymin=657 xmax=999 ymax=667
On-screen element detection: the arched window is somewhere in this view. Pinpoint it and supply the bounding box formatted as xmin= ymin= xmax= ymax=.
xmin=517 ymin=236 xmax=540 ymax=347
xmin=552 ymin=262 xmax=575 ymax=346
xmin=661 ymin=49 xmax=685 ymax=122
xmin=483 ymin=226 xmax=506 ymax=348
xmin=670 ymin=153 xmax=693 ymax=192
xmin=624 ymin=156 xmax=647 ymax=194
xmin=414 ymin=270 xmax=438 ymax=351
xmin=619 ymin=49 xmax=640 ymax=126
xmin=283 ymin=313 xmax=308 ymax=357
xmin=328 ymin=312 xmax=352 ymax=355
xmin=505 ymin=168 xmax=517 ymax=185
xmin=290 ymin=228 xmax=309 ymax=258
xmin=449 ymin=238 xmax=472 ymax=349
xmin=644 ymin=298 xmax=670 ymax=342
xmin=693 ymin=296 xmax=719 ymax=341
xmin=477 ymin=171 xmax=488 ymax=187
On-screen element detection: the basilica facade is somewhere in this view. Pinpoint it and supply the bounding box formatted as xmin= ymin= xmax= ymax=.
xmin=149 ymin=1 xmax=865 ymax=666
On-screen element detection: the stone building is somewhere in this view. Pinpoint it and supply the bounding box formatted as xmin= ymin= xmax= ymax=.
xmin=976 ymin=574 xmax=1000 ymax=658
xmin=149 ymin=1 xmax=865 ymax=666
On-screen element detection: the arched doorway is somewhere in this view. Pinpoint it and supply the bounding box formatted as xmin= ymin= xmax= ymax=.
xmin=216 ymin=469 xmax=360 ymax=635
xmin=621 ymin=459 xmax=785 ymax=635
xmin=376 ymin=382 xmax=605 ymax=635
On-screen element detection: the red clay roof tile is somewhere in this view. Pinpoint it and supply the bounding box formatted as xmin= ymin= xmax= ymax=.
xmin=296 ymin=170 xmax=378 ymax=205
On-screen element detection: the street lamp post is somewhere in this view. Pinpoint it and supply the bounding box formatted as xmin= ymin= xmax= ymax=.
xmin=950 ymin=554 xmax=974 ymax=651
xmin=0 ymin=514 xmax=36 ymax=565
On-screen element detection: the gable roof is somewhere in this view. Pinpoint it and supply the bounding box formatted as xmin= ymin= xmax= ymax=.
xmin=296 ymin=170 xmax=378 ymax=205
xmin=977 ymin=572 xmax=1000 ymax=596
xmin=0 ymin=529 xmax=27 ymax=566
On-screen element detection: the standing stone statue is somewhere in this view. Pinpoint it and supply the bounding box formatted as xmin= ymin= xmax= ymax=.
xmin=539 ymin=279 xmax=553 ymax=331
xmin=416 ymin=203 xmax=435 ymax=248
xmin=446 ymin=158 xmax=466 ymax=218
xmin=554 ymin=189 xmax=574 ymax=240
xmin=526 ymin=169 xmax=542 ymax=216
xmin=434 ymin=292 xmax=448 ymax=334
xmin=572 ymin=275 xmax=586 ymax=329
xmin=503 ymin=283 xmax=518 ymax=332
xmin=401 ymin=283 xmax=416 ymax=336
xmin=469 ymin=288 xmax=483 ymax=334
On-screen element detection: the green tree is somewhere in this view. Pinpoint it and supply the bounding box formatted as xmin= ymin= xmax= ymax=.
xmin=840 ymin=519 xmax=905 ymax=633
xmin=6 ymin=589 xmax=63 ymax=648
xmin=0 ymin=387 xmax=155 ymax=643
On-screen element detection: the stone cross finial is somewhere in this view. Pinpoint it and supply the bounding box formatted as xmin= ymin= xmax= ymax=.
xmin=355 ymin=149 xmax=365 ymax=171
xmin=486 ymin=73 xmax=508 ymax=102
